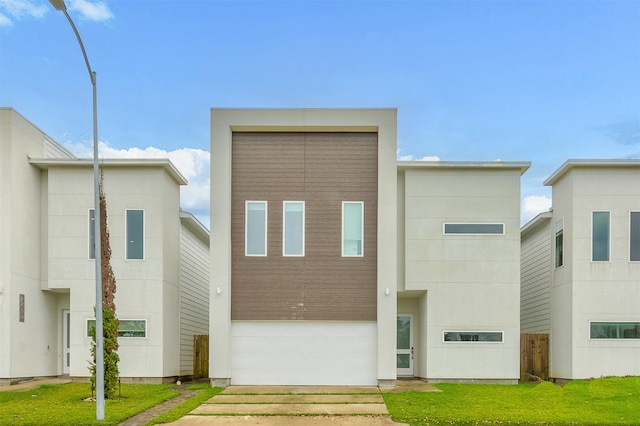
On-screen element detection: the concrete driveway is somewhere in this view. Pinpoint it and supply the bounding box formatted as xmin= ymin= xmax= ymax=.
xmin=166 ymin=380 xmax=439 ymax=425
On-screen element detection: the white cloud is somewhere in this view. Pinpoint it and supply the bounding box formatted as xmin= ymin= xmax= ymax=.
xmin=0 ymin=0 xmax=47 ymax=24
xmin=397 ymin=149 xmax=440 ymax=162
xmin=0 ymin=12 xmax=11 ymax=25
xmin=68 ymin=0 xmax=112 ymax=21
xmin=64 ymin=141 xmax=210 ymax=227
xmin=522 ymin=195 xmax=552 ymax=225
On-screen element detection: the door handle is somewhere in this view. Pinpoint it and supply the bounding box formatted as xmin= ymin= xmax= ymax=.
xmin=411 ymin=346 xmax=414 ymax=359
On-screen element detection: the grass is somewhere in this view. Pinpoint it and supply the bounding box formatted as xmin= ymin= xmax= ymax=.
xmin=2 ymin=377 xmax=638 ymax=425
xmin=383 ymin=376 xmax=640 ymax=425
xmin=146 ymin=384 xmax=223 ymax=425
xmin=0 ymin=383 xmax=179 ymax=426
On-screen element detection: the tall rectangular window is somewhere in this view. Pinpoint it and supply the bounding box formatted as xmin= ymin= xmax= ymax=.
xmin=246 ymin=201 xmax=267 ymax=256
xmin=631 ymin=212 xmax=640 ymax=261
xmin=342 ymin=201 xmax=363 ymax=256
xmin=89 ymin=209 xmax=96 ymax=259
xmin=283 ymin=201 xmax=304 ymax=256
xmin=126 ymin=209 xmax=144 ymax=260
xmin=592 ymin=211 xmax=610 ymax=261
xmin=555 ymin=219 xmax=564 ymax=268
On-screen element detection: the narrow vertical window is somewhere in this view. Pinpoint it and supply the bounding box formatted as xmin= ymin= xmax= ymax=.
xmin=89 ymin=209 xmax=96 ymax=259
xmin=246 ymin=201 xmax=267 ymax=256
xmin=631 ymin=212 xmax=640 ymax=261
xmin=592 ymin=211 xmax=610 ymax=261
xmin=555 ymin=219 xmax=564 ymax=268
xmin=126 ymin=209 xmax=144 ymax=260
xmin=283 ymin=201 xmax=304 ymax=256
xmin=342 ymin=201 xmax=363 ymax=257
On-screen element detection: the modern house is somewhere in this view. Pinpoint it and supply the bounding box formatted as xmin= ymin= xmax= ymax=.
xmin=210 ymin=108 xmax=528 ymax=386
xmin=0 ymin=108 xmax=209 ymax=385
xmin=521 ymin=160 xmax=640 ymax=380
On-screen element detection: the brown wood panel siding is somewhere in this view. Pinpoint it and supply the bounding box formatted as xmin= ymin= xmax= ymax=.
xmin=231 ymin=132 xmax=378 ymax=321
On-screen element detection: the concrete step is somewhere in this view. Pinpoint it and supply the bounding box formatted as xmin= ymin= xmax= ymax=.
xmin=209 ymin=394 xmax=384 ymax=404
xmin=192 ymin=403 xmax=389 ymax=415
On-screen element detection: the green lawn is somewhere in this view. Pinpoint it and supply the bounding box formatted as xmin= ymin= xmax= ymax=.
xmin=147 ymin=383 xmax=223 ymax=425
xmin=0 ymin=383 xmax=179 ymax=426
xmin=383 ymin=376 xmax=640 ymax=425
xmin=2 ymin=377 xmax=638 ymax=425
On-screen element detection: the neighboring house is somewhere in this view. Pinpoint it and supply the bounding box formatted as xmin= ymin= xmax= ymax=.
xmin=521 ymin=160 xmax=640 ymax=380
xmin=210 ymin=108 xmax=528 ymax=386
xmin=397 ymin=161 xmax=528 ymax=383
xmin=0 ymin=108 xmax=209 ymax=385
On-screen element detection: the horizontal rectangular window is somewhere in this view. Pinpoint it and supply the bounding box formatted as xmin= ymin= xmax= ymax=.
xmin=87 ymin=319 xmax=147 ymax=338
xmin=342 ymin=201 xmax=364 ymax=256
xmin=443 ymin=223 xmax=504 ymax=235
xmin=590 ymin=322 xmax=640 ymax=339
xmin=283 ymin=201 xmax=305 ymax=256
xmin=246 ymin=201 xmax=267 ymax=256
xmin=443 ymin=331 xmax=504 ymax=342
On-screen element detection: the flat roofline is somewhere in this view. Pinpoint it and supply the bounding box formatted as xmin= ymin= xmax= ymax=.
xmin=521 ymin=211 xmax=553 ymax=236
xmin=397 ymin=160 xmax=531 ymax=175
xmin=544 ymin=159 xmax=640 ymax=186
xmin=211 ymin=107 xmax=397 ymax=112
xmin=28 ymin=157 xmax=188 ymax=185
xmin=180 ymin=210 xmax=210 ymax=244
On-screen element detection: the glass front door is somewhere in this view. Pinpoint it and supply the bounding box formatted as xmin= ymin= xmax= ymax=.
xmin=63 ymin=310 xmax=70 ymax=374
xmin=397 ymin=314 xmax=413 ymax=376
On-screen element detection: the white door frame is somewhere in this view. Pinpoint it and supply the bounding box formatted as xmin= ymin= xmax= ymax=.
xmin=396 ymin=313 xmax=414 ymax=376
xmin=62 ymin=309 xmax=70 ymax=374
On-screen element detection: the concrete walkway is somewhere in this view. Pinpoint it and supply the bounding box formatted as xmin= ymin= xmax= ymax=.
xmin=165 ymin=380 xmax=439 ymax=426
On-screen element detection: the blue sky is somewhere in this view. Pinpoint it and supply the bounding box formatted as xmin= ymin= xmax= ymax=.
xmin=1 ymin=0 xmax=639 ymax=228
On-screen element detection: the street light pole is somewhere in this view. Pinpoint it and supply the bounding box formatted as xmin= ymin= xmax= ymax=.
xmin=49 ymin=0 xmax=104 ymax=420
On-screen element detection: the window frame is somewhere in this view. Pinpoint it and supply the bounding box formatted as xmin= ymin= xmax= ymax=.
xmin=630 ymin=211 xmax=640 ymax=262
xmin=125 ymin=209 xmax=145 ymax=260
xmin=443 ymin=223 xmax=505 ymax=235
xmin=442 ymin=331 xmax=504 ymax=343
xmin=89 ymin=208 xmax=96 ymax=260
xmin=591 ymin=211 xmax=611 ymax=262
xmin=245 ymin=201 xmax=268 ymax=257
xmin=342 ymin=201 xmax=364 ymax=257
xmin=589 ymin=321 xmax=640 ymax=340
xmin=555 ymin=218 xmax=564 ymax=268
xmin=87 ymin=319 xmax=147 ymax=338
xmin=282 ymin=201 xmax=305 ymax=257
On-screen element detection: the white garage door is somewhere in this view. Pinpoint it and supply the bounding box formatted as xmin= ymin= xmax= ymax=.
xmin=231 ymin=321 xmax=377 ymax=385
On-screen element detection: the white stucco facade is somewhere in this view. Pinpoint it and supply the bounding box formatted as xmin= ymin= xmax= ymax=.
xmin=397 ymin=162 xmax=528 ymax=383
xmin=0 ymin=108 xmax=209 ymax=385
xmin=521 ymin=160 xmax=640 ymax=380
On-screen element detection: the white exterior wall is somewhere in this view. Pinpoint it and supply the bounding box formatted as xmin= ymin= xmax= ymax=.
xmin=43 ymin=164 xmax=183 ymax=380
xmin=401 ymin=165 xmax=526 ymax=382
xmin=0 ymin=109 xmax=64 ymax=384
xmin=230 ymin=322 xmax=377 ymax=385
xmin=550 ymin=165 xmax=640 ymax=379
xmin=520 ymin=214 xmax=553 ymax=333
xmin=179 ymin=215 xmax=210 ymax=377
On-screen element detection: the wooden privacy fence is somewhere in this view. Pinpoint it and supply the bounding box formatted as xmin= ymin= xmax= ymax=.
xmin=520 ymin=333 xmax=549 ymax=382
xmin=193 ymin=334 xmax=209 ymax=379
